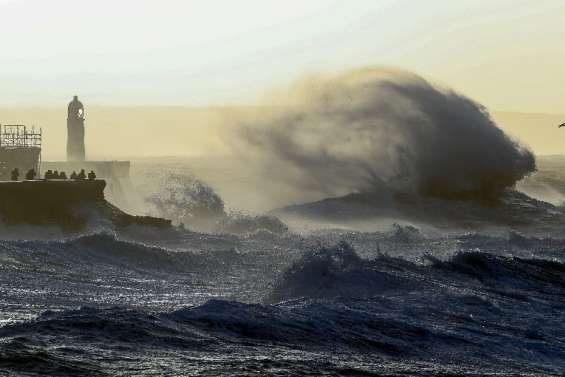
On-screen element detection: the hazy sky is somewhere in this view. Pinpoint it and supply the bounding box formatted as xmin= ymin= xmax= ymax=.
xmin=0 ymin=0 xmax=564 ymax=112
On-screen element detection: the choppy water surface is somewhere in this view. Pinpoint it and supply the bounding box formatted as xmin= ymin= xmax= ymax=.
xmin=1 ymin=227 xmax=565 ymax=376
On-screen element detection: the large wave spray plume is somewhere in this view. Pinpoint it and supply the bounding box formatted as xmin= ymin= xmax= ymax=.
xmin=232 ymin=67 xmax=536 ymax=201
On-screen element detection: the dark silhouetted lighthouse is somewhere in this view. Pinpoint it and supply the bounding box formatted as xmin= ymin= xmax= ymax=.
xmin=67 ymin=95 xmax=85 ymax=161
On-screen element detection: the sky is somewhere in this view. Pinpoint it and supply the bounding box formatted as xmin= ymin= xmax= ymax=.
xmin=0 ymin=0 xmax=564 ymax=113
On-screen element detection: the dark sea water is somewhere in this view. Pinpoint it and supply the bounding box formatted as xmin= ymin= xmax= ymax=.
xmin=0 ymin=227 xmax=564 ymax=376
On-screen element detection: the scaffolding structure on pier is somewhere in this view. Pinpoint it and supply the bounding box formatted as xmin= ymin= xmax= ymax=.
xmin=0 ymin=125 xmax=42 ymax=149
xmin=0 ymin=125 xmax=42 ymax=180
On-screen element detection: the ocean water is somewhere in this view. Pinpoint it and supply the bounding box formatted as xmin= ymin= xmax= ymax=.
xmin=0 ymin=227 xmax=564 ymax=376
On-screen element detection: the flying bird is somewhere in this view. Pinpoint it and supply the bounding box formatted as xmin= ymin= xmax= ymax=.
xmin=559 ymin=122 xmax=565 ymax=128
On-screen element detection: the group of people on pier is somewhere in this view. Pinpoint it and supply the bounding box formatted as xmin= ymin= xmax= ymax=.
xmin=10 ymin=168 xmax=96 ymax=181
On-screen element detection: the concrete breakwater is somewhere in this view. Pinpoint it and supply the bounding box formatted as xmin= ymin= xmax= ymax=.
xmin=0 ymin=179 xmax=170 ymax=231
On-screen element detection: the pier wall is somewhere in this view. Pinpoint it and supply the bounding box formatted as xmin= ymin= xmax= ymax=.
xmin=0 ymin=179 xmax=170 ymax=231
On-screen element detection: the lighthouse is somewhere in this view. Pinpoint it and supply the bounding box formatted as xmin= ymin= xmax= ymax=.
xmin=42 ymin=96 xmax=131 ymax=208
xmin=67 ymin=95 xmax=85 ymax=161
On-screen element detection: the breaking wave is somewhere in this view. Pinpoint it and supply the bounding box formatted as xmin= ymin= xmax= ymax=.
xmin=267 ymin=241 xmax=565 ymax=302
xmin=233 ymin=67 xmax=536 ymax=202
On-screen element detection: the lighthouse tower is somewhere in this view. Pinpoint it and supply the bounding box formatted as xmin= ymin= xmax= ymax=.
xmin=67 ymin=95 xmax=85 ymax=161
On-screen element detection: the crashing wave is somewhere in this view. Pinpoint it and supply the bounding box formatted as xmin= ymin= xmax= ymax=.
xmin=266 ymin=241 xmax=418 ymax=303
xmin=267 ymin=241 xmax=565 ymax=303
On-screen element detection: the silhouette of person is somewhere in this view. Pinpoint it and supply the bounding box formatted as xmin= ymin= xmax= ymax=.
xmin=10 ymin=168 xmax=19 ymax=181
xmin=44 ymin=170 xmax=53 ymax=180
xmin=25 ymin=169 xmax=36 ymax=180
xmin=77 ymin=169 xmax=86 ymax=180
xmin=60 ymin=172 xmax=68 ymax=180
xmin=70 ymin=171 xmax=78 ymax=179
xmin=88 ymin=170 xmax=96 ymax=180
xmin=53 ymin=170 xmax=59 ymax=179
